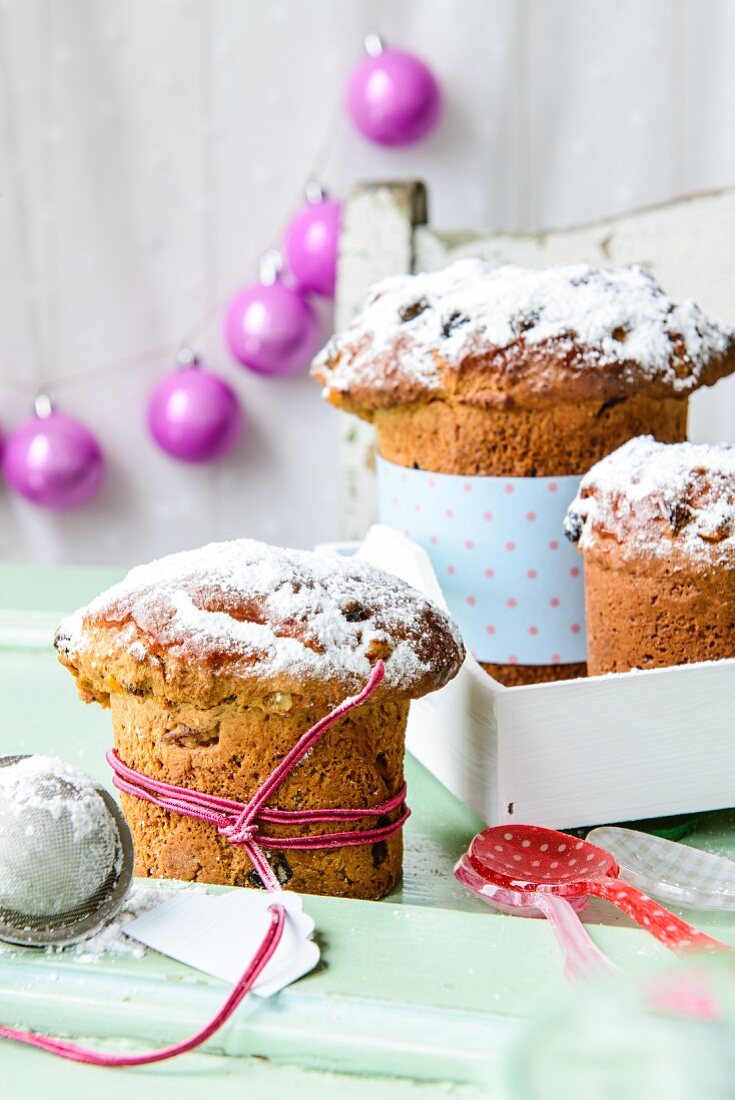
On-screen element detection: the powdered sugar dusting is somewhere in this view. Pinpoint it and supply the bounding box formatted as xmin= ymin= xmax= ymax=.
xmin=314 ymin=259 xmax=732 ymax=399
xmin=57 ymin=539 xmax=464 ymax=694
xmin=55 ymin=882 xmax=206 ymax=963
xmin=0 ymin=756 xmax=118 ymax=917
xmin=566 ymin=436 xmax=735 ymax=563
xmin=0 ymin=881 xmax=207 ymax=962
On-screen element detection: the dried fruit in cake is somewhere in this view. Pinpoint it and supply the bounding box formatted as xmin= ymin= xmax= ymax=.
xmin=55 ymin=539 xmax=465 ymax=899
xmin=313 ymin=260 xmax=735 ymax=687
xmin=312 ymin=259 xmax=735 ymax=416
xmin=566 ymin=437 xmax=735 ymax=674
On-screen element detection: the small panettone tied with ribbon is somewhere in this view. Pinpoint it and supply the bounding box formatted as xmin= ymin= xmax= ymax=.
xmin=312 ymin=259 xmax=735 ymax=686
xmin=565 ymin=436 xmax=735 ymax=676
xmin=55 ymin=539 xmax=464 ymax=900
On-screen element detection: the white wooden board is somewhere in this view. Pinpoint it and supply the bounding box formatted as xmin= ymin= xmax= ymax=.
xmin=358 ymin=525 xmax=735 ymax=829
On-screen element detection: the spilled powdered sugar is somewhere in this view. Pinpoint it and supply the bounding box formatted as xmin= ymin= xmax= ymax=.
xmin=314 ymin=258 xmax=732 ymax=396
xmin=0 ymin=756 xmax=118 ymax=917
xmin=566 ymin=436 xmax=735 ymax=562
xmin=0 ymin=882 xmax=206 ymax=962
xmin=53 ymin=882 xmax=205 ymax=963
xmin=57 ymin=539 xmax=463 ymax=691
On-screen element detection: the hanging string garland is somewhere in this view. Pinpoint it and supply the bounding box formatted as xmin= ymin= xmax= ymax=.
xmin=283 ymin=183 xmax=343 ymax=299
xmin=147 ymin=348 xmax=243 ymax=464
xmin=4 ymin=33 xmax=441 ymax=498
xmin=345 ymin=34 xmax=442 ymax=148
xmin=223 ymin=252 xmax=322 ymax=379
xmin=3 ymin=396 xmax=104 ymax=511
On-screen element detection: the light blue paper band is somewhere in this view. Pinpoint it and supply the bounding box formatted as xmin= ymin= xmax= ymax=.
xmin=376 ymin=456 xmax=587 ymax=665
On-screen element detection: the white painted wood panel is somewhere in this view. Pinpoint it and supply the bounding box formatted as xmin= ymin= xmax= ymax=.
xmin=360 ymin=524 xmax=735 ymax=829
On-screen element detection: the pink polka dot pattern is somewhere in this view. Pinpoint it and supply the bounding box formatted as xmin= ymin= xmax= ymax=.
xmin=376 ymin=458 xmax=586 ymax=664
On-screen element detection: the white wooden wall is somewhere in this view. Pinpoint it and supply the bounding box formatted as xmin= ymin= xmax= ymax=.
xmin=1 ymin=0 xmax=735 ymax=565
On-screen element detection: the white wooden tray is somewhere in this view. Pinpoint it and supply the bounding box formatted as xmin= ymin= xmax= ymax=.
xmin=356 ymin=525 xmax=735 ymax=830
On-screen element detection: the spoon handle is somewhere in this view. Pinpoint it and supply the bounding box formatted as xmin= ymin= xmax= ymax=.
xmin=585 ymin=878 xmax=728 ymax=952
xmin=531 ymin=893 xmax=617 ymax=982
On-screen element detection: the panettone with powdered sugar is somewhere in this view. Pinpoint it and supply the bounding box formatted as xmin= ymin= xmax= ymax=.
xmin=55 ymin=539 xmax=464 ymax=899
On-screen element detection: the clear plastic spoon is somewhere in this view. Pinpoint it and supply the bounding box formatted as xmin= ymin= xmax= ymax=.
xmin=467 ymin=825 xmax=728 ymax=953
xmin=587 ymin=826 xmax=735 ymax=911
xmin=454 ymin=851 xmax=616 ymax=981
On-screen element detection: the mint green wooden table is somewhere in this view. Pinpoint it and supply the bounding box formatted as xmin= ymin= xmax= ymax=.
xmin=0 ymin=564 xmax=733 ymax=1099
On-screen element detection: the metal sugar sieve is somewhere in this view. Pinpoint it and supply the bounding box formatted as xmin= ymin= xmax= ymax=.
xmin=0 ymin=755 xmax=134 ymax=947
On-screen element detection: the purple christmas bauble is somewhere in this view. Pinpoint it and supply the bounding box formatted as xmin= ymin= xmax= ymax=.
xmin=284 ymin=198 xmax=342 ymax=298
xmin=148 ymin=363 xmax=242 ymax=464
xmin=4 ymin=410 xmax=104 ymax=510
xmin=224 ymin=279 xmax=321 ymax=377
xmin=346 ymin=47 xmax=441 ymax=147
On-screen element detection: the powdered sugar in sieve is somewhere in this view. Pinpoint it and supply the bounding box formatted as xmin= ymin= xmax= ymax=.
xmin=0 ymin=755 xmax=134 ymax=947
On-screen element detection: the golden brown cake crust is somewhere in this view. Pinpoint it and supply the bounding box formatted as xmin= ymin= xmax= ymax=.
xmin=565 ymin=437 xmax=735 ymax=570
xmin=567 ymin=438 xmax=735 ymax=675
xmin=112 ymin=691 xmax=408 ymax=899
xmin=55 ymin=539 xmax=466 ymax=901
xmin=480 ymin=660 xmax=587 ymax=686
xmin=55 ymin=539 xmax=465 ymax=710
xmin=582 ymin=557 xmax=735 ymax=676
xmin=312 ymin=260 xmax=735 ymax=417
xmin=376 ymin=399 xmax=686 ymax=687
xmin=373 ymin=395 xmax=688 ymax=477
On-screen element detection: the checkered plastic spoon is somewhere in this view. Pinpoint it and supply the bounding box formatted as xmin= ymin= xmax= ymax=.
xmin=587 ymin=826 xmax=735 ymax=911
xmin=468 ymin=825 xmax=728 ymax=953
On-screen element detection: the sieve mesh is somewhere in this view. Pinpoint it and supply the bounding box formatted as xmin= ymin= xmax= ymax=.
xmin=0 ymin=755 xmax=134 ymax=947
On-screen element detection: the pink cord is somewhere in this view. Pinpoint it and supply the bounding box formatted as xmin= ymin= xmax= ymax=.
xmin=0 ymin=905 xmax=285 ymax=1067
xmin=1 ymin=661 xmax=399 ymax=1067
xmin=107 ymin=659 xmax=405 ymax=890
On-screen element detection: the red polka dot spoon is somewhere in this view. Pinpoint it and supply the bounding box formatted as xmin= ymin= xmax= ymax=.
xmin=455 ymin=850 xmax=616 ymax=981
xmin=466 ymin=825 xmax=728 ymax=953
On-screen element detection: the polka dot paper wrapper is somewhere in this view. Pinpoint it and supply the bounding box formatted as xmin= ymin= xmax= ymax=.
xmin=376 ymin=457 xmax=586 ymax=665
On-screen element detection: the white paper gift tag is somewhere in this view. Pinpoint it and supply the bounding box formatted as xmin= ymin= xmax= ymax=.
xmin=125 ymin=889 xmax=319 ymax=997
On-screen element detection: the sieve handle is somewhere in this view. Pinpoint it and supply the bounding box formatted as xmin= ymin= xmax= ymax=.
xmin=0 ymin=903 xmax=285 ymax=1066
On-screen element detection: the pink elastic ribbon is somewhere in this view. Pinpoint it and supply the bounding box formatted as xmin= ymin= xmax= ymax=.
xmin=1 ymin=660 xmax=399 ymax=1067
xmin=107 ymin=658 xmax=407 ymax=891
